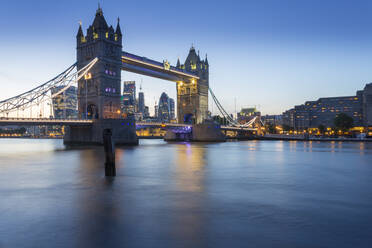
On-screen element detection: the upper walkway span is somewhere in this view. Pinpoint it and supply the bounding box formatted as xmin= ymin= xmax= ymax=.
xmin=122 ymin=51 xmax=199 ymax=82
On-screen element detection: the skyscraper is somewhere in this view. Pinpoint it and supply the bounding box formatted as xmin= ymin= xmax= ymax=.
xmin=138 ymin=92 xmax=145 ymax=114
xmin=122 ymin=81 xmax=136 ymax=114
xmin=154 ymin=104 xmax=158 ymax=118
xmin=169 ymin=98 xmax=175 ymax=120
xmin=51 ymin=86 xmax=78 ymax=119
xmin=157 ymin=92 xmax=173 ymax=123
xmin=144 ymin=106 xmax=150 ymax=118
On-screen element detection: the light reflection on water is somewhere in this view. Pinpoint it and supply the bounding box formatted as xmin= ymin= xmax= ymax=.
xmin=0 ymin=139 xmax=372 ymax=248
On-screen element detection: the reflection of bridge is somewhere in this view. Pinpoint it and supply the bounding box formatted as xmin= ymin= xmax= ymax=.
xmin=0 ymin=7 xmax=261 ymax=145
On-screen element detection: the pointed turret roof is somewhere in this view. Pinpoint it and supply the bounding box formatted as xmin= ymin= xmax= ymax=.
xmin=205 ymin=54 xmax=209 ymax=65
xmin=176 ymin=58 xmax=181 ymax=67
xmin=185 ymin=45 xmax=199 ymax=65
xmin=116 ymin=17 xmax=122 ymax=36
xmin=92 ymin=6 xmax=108 ymax=30
xmin=77 ymin=22 xmax=84 ymax=37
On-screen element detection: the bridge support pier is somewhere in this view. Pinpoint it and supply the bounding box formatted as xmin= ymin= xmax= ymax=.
xmin=64 ymin=117 xmax=138 ymax=146
xmin=164 ymin=120 xmax=226 ymax=142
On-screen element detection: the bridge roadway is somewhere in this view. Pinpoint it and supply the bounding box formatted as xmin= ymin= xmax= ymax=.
xmin=136 ymin=122 xmax=256 ymax=132
xmin=0 ymin=118 xmax=93 ymax=126
xmin=0 ymin=118 xmax=256 ymax=132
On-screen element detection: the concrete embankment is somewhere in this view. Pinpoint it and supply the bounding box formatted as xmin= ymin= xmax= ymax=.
xmin=259 ymin=134 xmax=372 ymax=142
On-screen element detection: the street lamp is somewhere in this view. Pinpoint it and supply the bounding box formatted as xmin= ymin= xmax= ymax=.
xmin=84 ymin=73 xmax=91 ymax=119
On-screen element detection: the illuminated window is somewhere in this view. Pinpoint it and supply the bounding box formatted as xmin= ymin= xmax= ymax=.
xmin=106 ymin=32 xmax=109 ymax=38
xmin=115 ymin=34 xmax=118 ymax=41
xmin=191 ymin=64 xmax=196 ymax=70
xmin=81 ymin=36 xmax=86 ymax=43
xmin=93 ymin=32 xmax=98 ymax=39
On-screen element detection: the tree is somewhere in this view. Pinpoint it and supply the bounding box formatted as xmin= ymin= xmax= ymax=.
xmin=282 ymin=124 xmax=291 ymax=132
xmin=265 ymin=123 xmax=276 ymax=134
xmin=318 ymin=124 xmax=326 ymax=135
xmin=334 ymin=113 xmax=353 ymax=133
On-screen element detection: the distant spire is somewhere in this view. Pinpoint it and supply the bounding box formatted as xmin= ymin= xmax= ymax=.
xmin=176 ymin=58 xmax=181 ymax=67
xmin=205 ymin=54 xmax=209 ymax=65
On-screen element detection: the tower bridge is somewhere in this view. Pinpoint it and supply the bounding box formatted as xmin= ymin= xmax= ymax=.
xmin=0 ymin=7 xmax=261 ymax=145
xmin=76 ymin=7 xmax=209 ymax=125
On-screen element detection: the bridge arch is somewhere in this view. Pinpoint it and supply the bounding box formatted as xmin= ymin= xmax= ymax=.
xmin=87 ymin=103 xmax=98 ymax=119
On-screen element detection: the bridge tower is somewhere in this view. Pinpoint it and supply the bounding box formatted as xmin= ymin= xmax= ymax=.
xmin=176 ymin=47 xmax=209 ymax=124
xmin=76 ymin=7 xmax=122 ymax=119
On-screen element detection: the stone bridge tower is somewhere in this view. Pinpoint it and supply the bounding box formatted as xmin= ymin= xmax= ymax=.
xmin=176 ymin=46 xmax=209 ymax=124
xmin=76 ymin=7 xmax=122 ymax=119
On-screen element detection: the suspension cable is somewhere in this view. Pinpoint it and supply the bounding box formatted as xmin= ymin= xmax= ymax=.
xmin=0 ymin=58 xmax=98 ymax=115
xmin=209 ymin=87 xmax=260 ymax=128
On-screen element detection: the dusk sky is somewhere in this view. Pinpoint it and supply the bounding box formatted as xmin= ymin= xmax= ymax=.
xmin=1 ymin=0 xmax=372 ymax=115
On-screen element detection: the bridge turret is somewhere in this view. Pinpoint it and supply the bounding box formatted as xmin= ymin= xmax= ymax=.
xmin=176 ymin=46 xmax=209 ymax=124
xmin=76 ymin=7 xmax=122 ymax=119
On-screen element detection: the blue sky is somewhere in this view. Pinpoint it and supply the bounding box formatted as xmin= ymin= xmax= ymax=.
xmin=1 ymin=0 xmax=372 ymax=115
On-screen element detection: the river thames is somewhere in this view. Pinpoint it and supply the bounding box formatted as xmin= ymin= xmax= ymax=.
xmin=0 ymin=139 xmax=371 ymax=248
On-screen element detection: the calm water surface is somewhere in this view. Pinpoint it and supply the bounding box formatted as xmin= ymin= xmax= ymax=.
xmin=0 ymin=139 xmax=371 ymax=248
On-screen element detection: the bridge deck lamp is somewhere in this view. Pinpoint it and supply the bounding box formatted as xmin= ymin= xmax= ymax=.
xmin=84 ymin=73 xmax=92 ymax=80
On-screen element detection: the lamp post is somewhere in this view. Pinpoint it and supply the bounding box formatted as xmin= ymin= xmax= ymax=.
xmin=85 ymin=78 xmax=88 ymax=119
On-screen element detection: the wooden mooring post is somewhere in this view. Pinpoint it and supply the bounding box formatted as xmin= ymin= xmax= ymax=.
xmin=103 ymin=129 xmax=116 ymax=177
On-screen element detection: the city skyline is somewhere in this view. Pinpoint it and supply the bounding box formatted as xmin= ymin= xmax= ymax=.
xmin=1 ymin=1 xmax=372 ymax=115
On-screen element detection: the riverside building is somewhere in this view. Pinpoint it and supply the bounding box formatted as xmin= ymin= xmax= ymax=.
xmin=282 ymin=83 xmax=372 ymax=130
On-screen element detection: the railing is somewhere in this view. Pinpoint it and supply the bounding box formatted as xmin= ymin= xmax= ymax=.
xmin=136 ymin=122 xmax=191 ymax=127
xmin=0 ymin=117 xmax=93 ymax=124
